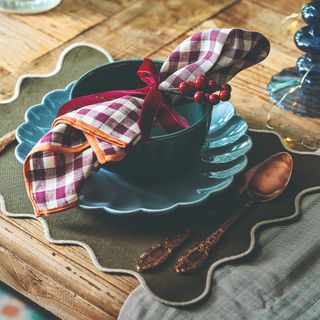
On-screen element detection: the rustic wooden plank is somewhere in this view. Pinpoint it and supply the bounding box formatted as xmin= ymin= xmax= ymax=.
xmin=0 ymin=1 xmax=319 ymax=320
xmin=10 ymin=0 xmax=142 ymax=44
xmin=0 ymin=0 xmax=140 ymax=100
xmin=80 ymin=0 xmax=139 ymax=14
xmin=0 ymin=0 xmax=237 ymax=99
xmin=1 ymin=213 xmax=138 ymax=293
xmin=0 ymin=66 xmax=9 ymax=77
xmin=73 ymin=0 xmax=238 ymax=60
xmin=12 ymin=0 xmax=106 ymax=42
xmin=250 ymin=0 xmax=304 ymax=15
xmin=0 ymin=14 xmax=60 ymax=72
xmin=0 ymin=3 xmax=107 ymax=73
xmin=0 ymin=212 xmax=137 ymax=320
xmin=0 ymin=67 xmax=10 ymax=97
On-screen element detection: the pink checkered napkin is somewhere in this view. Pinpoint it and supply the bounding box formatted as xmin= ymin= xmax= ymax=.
xmin=159 ymin=28 xmax=270 ymax=90
xmin=24 ymin=96 xmax=142 ymax=216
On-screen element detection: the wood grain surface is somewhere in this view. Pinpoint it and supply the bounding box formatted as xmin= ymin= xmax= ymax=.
xmin=0 ymin=1 xmax=319 ymax=319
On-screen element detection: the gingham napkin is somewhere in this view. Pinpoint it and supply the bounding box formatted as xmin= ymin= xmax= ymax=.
xmin=24 ymin=96 xmax=142 ymax=215
xmin=24 ymin=28 xmax=270 ymax=216
xmin=159 ymin=28 xmax=270 ymax=89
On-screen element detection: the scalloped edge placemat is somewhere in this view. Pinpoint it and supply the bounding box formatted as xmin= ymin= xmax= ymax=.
xmin=0 ymin=43 xmax=320 ymax=306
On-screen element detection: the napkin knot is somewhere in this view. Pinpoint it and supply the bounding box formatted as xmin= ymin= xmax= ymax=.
xmin=57 ymin=58 xmax=189 ymax=141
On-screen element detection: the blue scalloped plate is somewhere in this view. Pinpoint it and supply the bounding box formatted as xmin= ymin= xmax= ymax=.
xmin=15 ymin=82 xmax=75 ymax=163
xmin=15 ymin=82 xmax=251 ymax=216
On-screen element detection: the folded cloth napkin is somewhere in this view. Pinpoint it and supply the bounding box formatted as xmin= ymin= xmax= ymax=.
xmin=24 ymin=96 xmax=142 ymax=215
xmin=24 ymin=28 xmax=270 ymax=216
xmin=119 ymin=193 xmax=320 ymax=320
xmin=160 ymin=28 xmax=269 ymax=90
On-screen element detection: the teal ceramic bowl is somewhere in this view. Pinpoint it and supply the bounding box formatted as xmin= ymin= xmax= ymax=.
xmin=71 ymin=60 xmax=211 ymax=177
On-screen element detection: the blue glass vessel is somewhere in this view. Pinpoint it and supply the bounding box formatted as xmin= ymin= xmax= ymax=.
xmin=268 ymin=0 xmax=320 ymax=117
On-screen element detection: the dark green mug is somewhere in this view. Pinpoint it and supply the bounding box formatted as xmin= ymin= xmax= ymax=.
xmin=71 ymin=60 xmax=211 ymax=177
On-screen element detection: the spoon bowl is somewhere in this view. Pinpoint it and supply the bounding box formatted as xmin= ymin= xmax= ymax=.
xmin=247 ymin=152 xmax=293 ymax=202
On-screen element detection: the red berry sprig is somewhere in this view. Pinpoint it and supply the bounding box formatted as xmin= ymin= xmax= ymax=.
xmin=177 ymin=74 xmax=232 ymax=106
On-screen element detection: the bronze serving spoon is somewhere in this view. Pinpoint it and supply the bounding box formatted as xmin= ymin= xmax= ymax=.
xmin=175 ymin=152 xmax=293 ymax=273
xmin=136 ymin=152 xmax=293 ymax=273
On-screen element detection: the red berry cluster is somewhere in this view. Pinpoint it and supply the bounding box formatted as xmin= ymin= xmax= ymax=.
xmin=178 ymin=75 xmax=231 ymax=106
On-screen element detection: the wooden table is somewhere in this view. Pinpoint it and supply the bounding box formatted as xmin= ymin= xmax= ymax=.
xmin=0 ymin=1 xmax=319 ymax=319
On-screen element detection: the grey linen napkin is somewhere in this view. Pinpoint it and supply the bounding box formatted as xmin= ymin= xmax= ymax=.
xmin=119 ymin=193 xmax=320 ymax=320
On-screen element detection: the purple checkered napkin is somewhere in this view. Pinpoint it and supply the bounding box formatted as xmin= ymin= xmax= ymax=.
xmin=159 ymin=28 xmax=270 ymax=90
xmin=24 ymin=28 xmax=270 ymax=216
xmin=24 ymin=96 xmax=142 ymax=216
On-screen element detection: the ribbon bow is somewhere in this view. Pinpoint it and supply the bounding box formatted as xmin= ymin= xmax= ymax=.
xmin=56 ymin=58 xmax=189 ymax=140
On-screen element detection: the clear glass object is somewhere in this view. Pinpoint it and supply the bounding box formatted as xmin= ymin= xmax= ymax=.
xmin=268 ymin=0 xmax=320 ymax=118
xmin=0 ymin=0 xmax=61 ymax=14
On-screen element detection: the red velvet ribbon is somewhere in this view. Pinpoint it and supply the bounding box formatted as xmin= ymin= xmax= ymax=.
xmin=56 ymin=58 xmax=189 ymax=140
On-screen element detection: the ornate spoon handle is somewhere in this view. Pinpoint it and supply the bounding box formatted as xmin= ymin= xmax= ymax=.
xmin=175 ymin=201 xmax=252 ymax=273
xmin=136 ymin=228 xmax=192 ymax=272
xmin=136 ymin=212 xmax=215 ymax=272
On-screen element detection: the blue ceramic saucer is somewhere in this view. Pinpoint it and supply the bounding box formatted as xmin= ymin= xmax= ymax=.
xmin=15 ymin=81 xmax=251 ymax=215
xmin=15 ymin=82 xmax=75 ymax=163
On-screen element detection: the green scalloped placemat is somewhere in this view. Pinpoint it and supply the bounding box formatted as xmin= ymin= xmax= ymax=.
xmin=0 ymin=44 xmax=320 ymax=306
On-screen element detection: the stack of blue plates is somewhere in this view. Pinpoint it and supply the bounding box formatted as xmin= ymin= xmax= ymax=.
xmin=16 ymin=82 xmax=251 ymax=216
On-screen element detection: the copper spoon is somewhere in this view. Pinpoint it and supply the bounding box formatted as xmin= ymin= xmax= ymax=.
xmin=136 ymin=152 xmax=292 ymax=273
xmin=136 ymin=152 xmax=293 ymax=273
xmin=175 ymin=152 xmax=293 ymax=273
